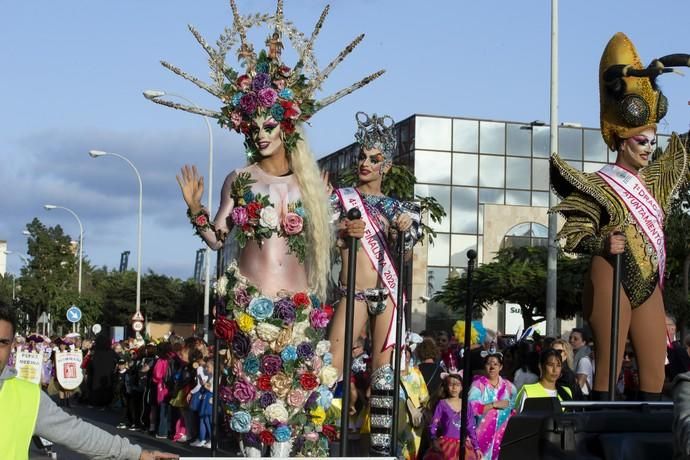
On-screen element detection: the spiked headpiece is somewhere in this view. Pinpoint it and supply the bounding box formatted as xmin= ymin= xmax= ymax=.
xmin=147 ymin=0 xmax=384 ymax=156
xmin=354 ymin=112 xmax=397 ymax=159
xmin=599 ymin=33 xmax=689 ymax=150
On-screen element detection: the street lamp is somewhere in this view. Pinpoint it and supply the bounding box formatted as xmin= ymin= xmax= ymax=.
xmin=88 ymin=150 xmax=144 ymax=317
xmin=3 ymin=251 xmax=28 ymax=301
xmin=144 ymin=89 xmax=214 ymax=341
xmin=44 ymin=204 xmax=83 ymax=295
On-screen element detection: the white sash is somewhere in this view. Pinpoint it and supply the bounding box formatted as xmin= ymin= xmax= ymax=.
xmin=336 ymin=187 xmax=405 ymax=351
xmin=596 ymin=164 xmax=666 ymax=284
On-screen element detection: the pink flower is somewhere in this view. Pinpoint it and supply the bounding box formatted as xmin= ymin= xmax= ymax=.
xmin=311 ymin=356 xmax=323 ymax=372
xmin=232 ymin=207 xmax=248 ymax=226
xmin=250 ymin=419 xmax=265 ymax=434
xmin=287 ymin=389 xmax=306 ymax=408
xmin=257 ymin=87 xmax=278 ymax=108
xmin=309 ymin=309 xmax=329 ymax=329
xmin=232 ymin=380 xmax=257 ymax=403
xmin=282 ymin=212 xmax=304 ymax=235
xmin=304 ymin=431 xmax=320 ymax=442
xmin=234 ymin=287 xmax=251 ymax=308
xmin=251 ymin=340 xmax=268 ymax=355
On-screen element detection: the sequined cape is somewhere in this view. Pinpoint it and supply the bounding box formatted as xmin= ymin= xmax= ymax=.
xmin=550 ymin=133 xmax=688 ymax=307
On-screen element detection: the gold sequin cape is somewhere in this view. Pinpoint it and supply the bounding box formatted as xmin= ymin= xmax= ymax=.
xmin=550 ymin=134 xmax=688 ymax=308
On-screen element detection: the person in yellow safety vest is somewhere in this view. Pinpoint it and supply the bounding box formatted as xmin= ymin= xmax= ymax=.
xmin=0 ymin=302 xmax=179 ymax=460
xmin=515 ymin=349 xmax=574 ymax=413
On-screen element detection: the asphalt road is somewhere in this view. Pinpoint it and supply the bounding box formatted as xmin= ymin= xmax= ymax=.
xmin=29 ymin=399 xmax=239 ymax=459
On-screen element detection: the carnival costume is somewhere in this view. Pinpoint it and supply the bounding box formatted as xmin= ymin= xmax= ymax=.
xmin=550 ymin=32 xmax=690 ymax=396
xmin=330 ymin=112 xmax=420 ymax=456
xmin=147 ymin=1 xmax=383 ymax=456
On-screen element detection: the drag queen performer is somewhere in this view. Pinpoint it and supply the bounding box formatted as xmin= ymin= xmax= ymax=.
xmin=148 ymin=1 xmax=384 ymax=456
xmin=551 ymin=33 xmax=689 ymax=400
xmin=329 ymin=112 xmax=419 ymax=456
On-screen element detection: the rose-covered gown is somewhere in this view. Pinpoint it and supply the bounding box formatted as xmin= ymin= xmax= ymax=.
xmin=204 ymin=164 xmax=337 ymax=457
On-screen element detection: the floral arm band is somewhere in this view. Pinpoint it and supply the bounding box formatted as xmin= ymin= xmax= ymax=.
xmin=187 ymin=207 xmax=214 ymax=237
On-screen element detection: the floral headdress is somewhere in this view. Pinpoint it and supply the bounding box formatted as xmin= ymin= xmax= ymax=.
xmin=147 ymin=0 xmax=384 ymax=159
xmin=354 ymin=111 xmax=397 ymax=159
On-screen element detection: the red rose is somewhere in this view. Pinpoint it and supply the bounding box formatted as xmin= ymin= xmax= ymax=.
xmin=299 ymin=373 xmax=318 ymax=391
xmin=240 ymin=122 xmax=251 ymax=135
xmin=237 ymin=75 xmax=251 ymax=91
xmin=322 ymin=424 xmax=338 ymax=442
xmin=257 ymin=374 xmax=272 ymax=392
xmin=214 ymin=316 xmax=237 ymax=342
xmin=242 ymin=223 xmax=252 ymax=233
xmin=247 ymin=201 xmax=262 ymax=219
xmin=292 ymin=292 xmax=310 ymax=308
xmin=280 ymin=120 xmax=295 ymax=134
xmin=322 ymin=304 xmax=334 ymax=319
xmin=195 ymin=214 xmax=208 ymax=226
xmin=259 ymin=430 xmax=275 ymax=445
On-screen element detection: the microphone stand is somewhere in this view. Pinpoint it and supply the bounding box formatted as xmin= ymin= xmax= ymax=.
xmin=460 ymin=249 xmax=477 ymax=460
xmin=608 ymin=235 xmax=623 ymax=401
xmin=339 ymin=207 xmax=361 ymax=456
xmin=390 ymin=229 xmax=408 ymax=455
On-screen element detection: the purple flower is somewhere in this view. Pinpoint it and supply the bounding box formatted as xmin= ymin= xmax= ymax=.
xmin=252 ymin=73 xmax=271 ymax=91
xmin=259 ymin=391 xmax=277 ymax=408
xmin=274 ymin=298 xmax=296 ymax=325
xmin=243 ymin=432 xmax=261 ymax=448
xmin=232 ymin=380 xmax=257 ymax=403
xmin=231 ymin=207 xmax=248 ymax=226
xmin=261 ymin=354 xmax=283 ymax=376
xmin=309 ymin=309 xmax=329 ymax=329
xmin=240 ymin=93 xmax=258 ymax=115
xmin=257 ymin=87 xmax=278 ymax=108
xmin=296 ymin=342 xmax=314 ymax=360
xmin=232 ymin=332 xmax=251 ymax=359
xmin=234 ymin=288 xmax=251 ymax=308
xmin=305 ymin=391 xmax=319 ymax=410
xmin=219 ymin=384 xmax=234 ymax=402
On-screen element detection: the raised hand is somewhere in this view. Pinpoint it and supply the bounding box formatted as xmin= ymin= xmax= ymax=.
xmin=176 ymin=165 xmax=205 ymax=213
xmin=607 ymin=230 xmax=625 ymax=255
xmin=395 ymin=213 xmax=413 ymax=232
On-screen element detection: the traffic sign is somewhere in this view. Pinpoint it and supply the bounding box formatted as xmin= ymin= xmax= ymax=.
xmin=132 ymin=321 xmax=144 ymax=332
xmin=66 ymin=305 xmax=82 ymax=323
xmin=92 ymin=324 xmax=102 ymax=334
xmin=131 ymin=311 xmax=144 ymax=322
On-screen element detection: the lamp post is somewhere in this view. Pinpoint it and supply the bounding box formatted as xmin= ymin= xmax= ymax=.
xmin=144 ymin=89 xmax=214 ymax=341
xmin=3 ymin=250 xmax=29 ymax=300
xmin=44 ymin=205 xmax=83 ymax=295
xmin=88 ymin=150 xmax=143 ymax=317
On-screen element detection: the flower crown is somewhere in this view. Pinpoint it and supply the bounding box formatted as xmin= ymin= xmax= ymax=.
xmin=355 ymin=111 xmax=397 ymax=159
xmin=147 ymin=0 xmax=385 ymax=158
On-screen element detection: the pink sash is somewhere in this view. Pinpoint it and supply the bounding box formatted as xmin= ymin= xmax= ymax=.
xmin=336 ymin=188 xmax=405 ymax=351
xmin=596 ymin=164 xmax=666 ymax=284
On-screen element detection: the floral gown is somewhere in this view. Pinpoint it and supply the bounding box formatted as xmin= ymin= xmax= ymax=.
xmin=467 ymin=375 xmax=517 ymax=460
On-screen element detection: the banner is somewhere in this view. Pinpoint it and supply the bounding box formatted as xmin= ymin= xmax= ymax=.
xmin=55 ymin=350 xmax=84 ymax=390
xmin=14 ymin=351 xmax=42 ymax=384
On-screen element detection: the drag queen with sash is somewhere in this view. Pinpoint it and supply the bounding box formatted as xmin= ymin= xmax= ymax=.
xmin=149 ymin=1 xmax=384 ymax=455
xmin=551 ymin=33 xmax=689 ymax=400
xmin=329 ymin=112 xmax=419 ymax=456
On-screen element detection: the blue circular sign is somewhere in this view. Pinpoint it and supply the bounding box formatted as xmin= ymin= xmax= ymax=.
xmin=66 ymin=305 xmax=82 ymax=323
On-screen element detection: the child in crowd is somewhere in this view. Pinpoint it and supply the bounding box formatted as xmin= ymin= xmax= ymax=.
xmin=191 ymin=359 xmax=213 ymax=448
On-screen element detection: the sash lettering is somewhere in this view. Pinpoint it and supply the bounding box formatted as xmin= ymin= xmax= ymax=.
xmin=336 ymin=188 xmax=405 ymax=351
xmin=597 ymin=164 xmax=666 ymax=285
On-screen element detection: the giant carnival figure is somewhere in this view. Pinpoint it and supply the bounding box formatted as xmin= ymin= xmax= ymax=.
xmin=147 ymin=1 xmax=384 ymax=456
xmin=551 ymin=33 xmax=689 ymax=400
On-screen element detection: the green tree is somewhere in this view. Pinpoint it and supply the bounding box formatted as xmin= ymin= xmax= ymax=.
xmin=433 ymin=246 xmax=590 ymax=328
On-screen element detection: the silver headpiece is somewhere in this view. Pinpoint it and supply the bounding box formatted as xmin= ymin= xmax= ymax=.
xmin=146 ymin=0 xmax=385 ymax=125
xmin=354 ymin=112 xmax=397 ymax=158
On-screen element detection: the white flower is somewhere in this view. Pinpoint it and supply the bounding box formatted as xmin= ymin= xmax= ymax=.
xmin=256 ymin=322 xmax=281 ymax=342
xmin=315 ymin=340 xmax=330 ymax=356
xmin=291 ymin=321 xmax=310 ymax=345
xmin=259 ymin=206 xmax=279 ymax=230
xmin=319 ymin=365 xmax=339 ymax=387
xmin=264 ymin=402 xmax=289 ymax=423
xmin=215 ymin=275 xmax=228 ymax=295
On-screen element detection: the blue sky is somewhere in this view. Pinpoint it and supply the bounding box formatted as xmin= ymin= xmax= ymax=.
xmin=1 ymin=0 xmax=688 ymax=279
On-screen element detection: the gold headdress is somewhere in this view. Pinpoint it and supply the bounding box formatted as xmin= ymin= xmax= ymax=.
xmin=146 ymin=0 xmax=384 ymax=155
xmin=599 ymin=32 xmax=689 ymax=150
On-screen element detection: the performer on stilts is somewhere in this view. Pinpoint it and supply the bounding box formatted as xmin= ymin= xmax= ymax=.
xmin=551 ymin=33 xmax=689 ymax=400
xmin=328 ymin=112 xmax=420 ymax=456
xmin=147 ymin=1 xmax=384 ymax=456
